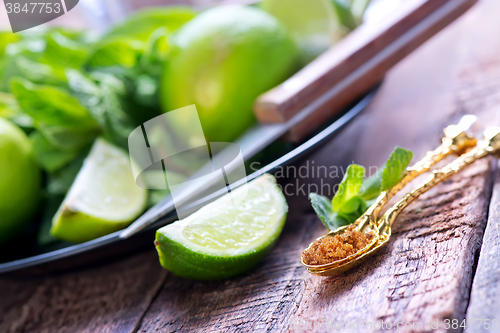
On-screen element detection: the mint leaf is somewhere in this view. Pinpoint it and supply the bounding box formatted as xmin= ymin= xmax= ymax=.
xmin=0 ymin=32 xmax=20 ymax=55
xmin=30 ymin=131 xmax=80 ymax=172
xmin=360 ymin=146 xmax=413 ymax=199
xmin=332 ymin=164 xmax=365 ymax=212
xmin=309 ymin=193 xmax=349 ymax=230
xmin=66 ymin=70 xmax=136 ymax=148
xmin=359 ymin=169 xmax=382 ymax=200
xmin=10 ymin=78 xmax=98 ymax=129
xmin=0 ymin=91 xmax=33 ymax=128
xmin=339 ymin=196 xmax=366 ymax=215
xmin=87 ymin=39 xmax=143 ymax=68
xmin=43 ymin=32 xmax=89 ymax=68
xmin=337 ymin=197 xmax=367 ymax=222
xmin=11 ymin=79 xmax=99 ymax=152
xmin=381 ymin=147 xmax=413 ymax=191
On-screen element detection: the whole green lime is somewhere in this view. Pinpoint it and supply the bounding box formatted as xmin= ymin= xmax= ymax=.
xmin=161 ymin=5 xmax=299 ymax=142
xmin=0 ymin=118 xmax=41 ymax=245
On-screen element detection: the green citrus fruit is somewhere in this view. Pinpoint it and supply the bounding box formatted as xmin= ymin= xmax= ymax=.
xmin=161 ymin=6 xmax=299 ymax=142
xmin=155 ymin=174 xmax=288 ymax=280
xmin=50 ymin=138 xmax=147 ymax=243
xmin=0 ymin=118 xmax=41 ymax=245
xmin=262 ymin=0 xmax=343 ymax=65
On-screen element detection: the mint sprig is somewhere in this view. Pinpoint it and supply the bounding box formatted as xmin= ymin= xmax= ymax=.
xmin=309 ymin=146 xmax=413 ymax=230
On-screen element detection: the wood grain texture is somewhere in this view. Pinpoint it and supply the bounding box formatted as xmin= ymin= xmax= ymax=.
xmin=464 ymin=160 xmax=500 ymax=333
xmin=462 ymin=60 xmax=500 ymax=332
xmin=0 ymin=251 xmax=166 ymax=333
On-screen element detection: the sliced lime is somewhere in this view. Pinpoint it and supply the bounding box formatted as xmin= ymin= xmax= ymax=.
xmin=262 ymin=0 xmax=343 ymax=64
xmin=155 ymin=174 xmax=288 ymax=280
xmin=50 ymin=138 xmax=147 ymax=243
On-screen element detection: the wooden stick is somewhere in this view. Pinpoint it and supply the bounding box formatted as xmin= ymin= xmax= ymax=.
xmin=253 ymin=0 xmax=478 ymax=142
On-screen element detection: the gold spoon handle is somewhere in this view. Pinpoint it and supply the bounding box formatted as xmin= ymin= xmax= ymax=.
xmin=379 ymin=127 xmax=500 ymax=231
xmin=358 ymin=127 xmax=477 ymax=231
xmin=366 ymin=144 xmax=453 ymax=221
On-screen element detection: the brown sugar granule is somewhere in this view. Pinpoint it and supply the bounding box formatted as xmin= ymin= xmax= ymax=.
xmin=302 ymin=224 xmax=374 ymax=265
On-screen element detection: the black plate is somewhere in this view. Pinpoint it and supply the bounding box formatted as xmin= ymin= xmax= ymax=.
xmin=0 ymin=86 xmax=379 ymax=276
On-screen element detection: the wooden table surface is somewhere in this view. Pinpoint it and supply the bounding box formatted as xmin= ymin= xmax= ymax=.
xmin=2 ymin=0 xmax=500 ymax=332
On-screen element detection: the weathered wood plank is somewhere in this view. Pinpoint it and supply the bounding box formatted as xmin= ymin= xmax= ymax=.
xmin=0 ymin=250 xmax=166 ymax=333
xmin=457 ymin=34 xmax=500 ymax=333
xmin=290 ymin=160 xmax=494 ymax=333
xmin=464 ymin=163 xmax=500 ymax=332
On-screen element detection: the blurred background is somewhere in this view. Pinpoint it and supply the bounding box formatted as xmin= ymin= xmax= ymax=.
xmin=0 ymin=0 xmax=251 ymax=31
xmin=0 ymin=0 xmax=404 ymax=32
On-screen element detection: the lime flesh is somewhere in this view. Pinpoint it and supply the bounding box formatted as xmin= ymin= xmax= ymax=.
xmin=155 ymin=174 xmax=288 ymax=280
xmin=50 ymin=138 xmax=147 ymax=243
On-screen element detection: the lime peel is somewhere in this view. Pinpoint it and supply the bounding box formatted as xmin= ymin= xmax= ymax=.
xmin=50 ymin=138 xmax=147 ymax=243
xmin=155 ymin=174 xmax=288 ymax=280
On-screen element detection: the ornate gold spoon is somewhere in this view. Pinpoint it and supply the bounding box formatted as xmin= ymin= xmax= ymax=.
xmin=306 ymin=126 xmax=500 ymax=276
xmin=301 ymin=116 xmax=478 ymax=274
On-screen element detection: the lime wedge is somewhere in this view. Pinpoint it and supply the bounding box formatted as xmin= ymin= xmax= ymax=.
xmin=155 ymin=174 xmax=288 ymax=280
xmin=50 ymin=138 xmax=147 ymax=243
xmin=262 ymin=0 xmax=343 ymax=64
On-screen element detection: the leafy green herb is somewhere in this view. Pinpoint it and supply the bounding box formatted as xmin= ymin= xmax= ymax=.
xmin=66 ymin=69 xmax=136 ymax=148
xmin=0 ymin=91 xmax=33 ymax=128
xmin=30 ymin=131 xmax=79 ymax=172
xmin=381 ymin=147 xmax=413 ymax=191
xmin=332 ymin=0 xmax=358 ymax=30
xmin=11 ymin=78 xmax=100 ymax=153
xmin=87 ymin=39 xmax=143 ymax=68
xmin=11 ymin=78 xmax=98 ymax=129
xmin=310 ymin=146 xmax=413 ymax=230
xmin=43 ymin=32 xmax=89 ymax=69
xmin=332 ymin=164 xmax=365 ymax=212
xmin=309 ymin=193 xmax=349 ymax=230
xmin=359 ymin=169 xmax=382 ymax=200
